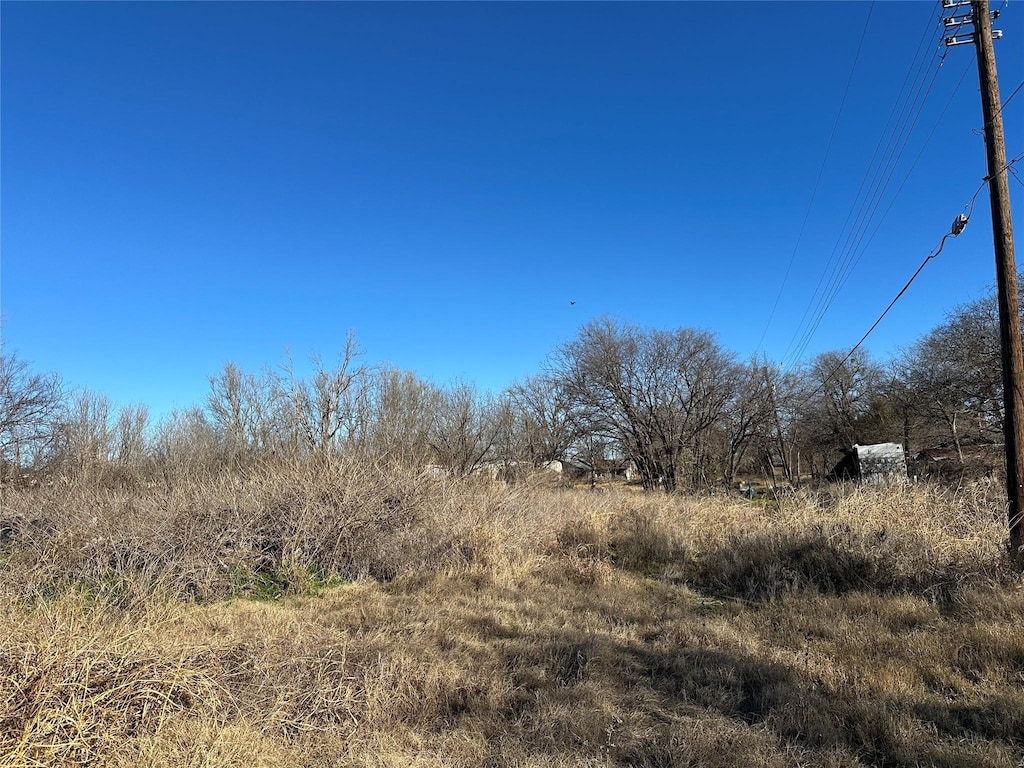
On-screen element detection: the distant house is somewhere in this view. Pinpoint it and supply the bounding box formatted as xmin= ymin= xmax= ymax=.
xmin=539 ymin=458 xmax=638 ymax=483
xmin=541 ymin=459 xmax=592 ymax=480
xmin=827 ymin=442 xmax=907 ymax=483
xmin=594 ymin=457 xmax=636 ymax=481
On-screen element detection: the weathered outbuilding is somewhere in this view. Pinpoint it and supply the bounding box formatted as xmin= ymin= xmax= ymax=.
xmin=827 ymin=442 xmax=907 ymax=483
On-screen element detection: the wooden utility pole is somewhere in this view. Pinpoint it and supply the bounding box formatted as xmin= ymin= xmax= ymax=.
xmin=950 ymin=0 xmax=1024 ymax=558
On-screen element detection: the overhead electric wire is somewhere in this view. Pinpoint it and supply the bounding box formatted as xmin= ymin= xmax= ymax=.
xmin=778 ymin=2 xmax=948 ymax=370
xmin=778 ymin=2 xmax=945 ymax=368
xmin=794 ymin=187 xmax=984 ymax=410
xmin=792 ymin=16 xmax=947 ymax=361
xmin=753 ymin=2 xmax=876 ymax=355
xmin=824 ymin=232 xmax=958 ymax=379
xmin=797 ymin=233 xmax=955 ymax=409
xmin=1000 ymin=79 xmax=1024 ymax=112
xmin=840 ymin=53 xmax=976 ymax=276
xmin=793 ymin=46 xmax=973 ymax=360
xmin=1005 ymin=150 xmax=1024 ymax=188
xmin=972 ymin=78 xmax=1024 ymax=136
xmin=796 ymin=148 xmax=1022 ymax=410
xmin=854 ymin=53 xmax=976 ymax=241
xmin=790 ymin=32 xmax=948 ymax=365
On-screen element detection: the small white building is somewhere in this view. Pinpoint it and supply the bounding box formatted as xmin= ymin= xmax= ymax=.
xmin=828 ymin=442 xmax=907 ymax=483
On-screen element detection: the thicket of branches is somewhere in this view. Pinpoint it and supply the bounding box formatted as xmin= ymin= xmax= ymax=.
xmin=0 ymin=286 xmax=1013 ymax=491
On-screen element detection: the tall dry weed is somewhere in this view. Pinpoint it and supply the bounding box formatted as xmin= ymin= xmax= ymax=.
xmin=1 ymin=596 xmax=228 ymax=767
xmin=2 ymin=473 xmax=1022 ymax=767
xmin=3 ymin=471 xmax=1017 ymax=605
xmin=678 ymin=483 xmax=1013 ymax=602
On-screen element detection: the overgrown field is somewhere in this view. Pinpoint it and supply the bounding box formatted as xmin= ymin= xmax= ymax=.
xmin=2 ymin=465 xmax=1022 ymax=767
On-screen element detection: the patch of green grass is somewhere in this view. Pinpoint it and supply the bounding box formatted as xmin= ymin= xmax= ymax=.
xmin=38 ymin=570 xmax=140 ymax=610
xmin=226 ymin=564 xmax=289 ymax=601
xmin=226 ymin=563 xmax=347 ymax=600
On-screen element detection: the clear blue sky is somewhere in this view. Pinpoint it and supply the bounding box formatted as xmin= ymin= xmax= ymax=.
xmin=3 ymin=1 xmax=1023 ymax=418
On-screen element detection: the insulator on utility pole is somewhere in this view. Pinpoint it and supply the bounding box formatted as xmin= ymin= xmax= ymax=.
xmin=943 ymin=5 xmax=1002 ymax=45
xmin=947 ymin=30 xmax=1003 ymax=46
xmin=944 ymin=12 xmax=975 ymax=26
xmin=946 ymin=34 xmax=977 ymax=46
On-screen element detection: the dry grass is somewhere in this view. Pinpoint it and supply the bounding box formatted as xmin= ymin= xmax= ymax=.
xmin=1 ymin=467 xmax=1022 ymax=767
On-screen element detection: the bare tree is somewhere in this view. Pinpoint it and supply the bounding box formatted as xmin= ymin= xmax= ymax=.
xmin=206 ymin=363 xmax=285 ymax=465
xmin=505 ymin=374 xmax=580 ymax=467
xmin=893 ymin=291 xmax=1008 ymax=471
xmin=898 ymin=343 xmax=974 ymax=464
xmin=0 ymin=350 xmax=64 ymax=481
xmin=786 ymin=350 xmax=891 ymax=478
xmin=276 ymin=334 xmax=368 ymax=459
xmin=206 ymin=362 xmax=255 ymax=466
xmin=914 ymin=295 xmax=1002 ymax=442
xmin=61 ymin=389 xmax=114 ymax=482
xmin=113 ymin=403 xmax=149 ymax=471
xmin=551 ymin=317 xmax=739 ymax=492
xmin=151 ymin=406 xmax=226 ymax=484
xmin=718 ymin=360 xmax=778 ymax=487
xmin=428 ymin=381 xmax=502 ymax=477
xmin=356 ymin=365 xmax=437 ymax=468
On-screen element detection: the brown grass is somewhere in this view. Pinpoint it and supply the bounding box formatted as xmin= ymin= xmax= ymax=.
xmin=1 ymin=466 xmax=1022 ymax=767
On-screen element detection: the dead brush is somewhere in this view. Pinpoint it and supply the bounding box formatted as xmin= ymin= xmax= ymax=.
xmin=0 ymin=473 xmax=1022 ymax=767
xmin=0 ymin=457 xmax=454 ymax=601
xmin=423 ymin=479 xmax=594 ymax=581
xmin=680 ymin=482 xmax=1014 ymax=601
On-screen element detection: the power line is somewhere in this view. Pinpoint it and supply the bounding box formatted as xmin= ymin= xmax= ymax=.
xmin=1001 ymin=150 xmax=1024 ymax=189
xmin=841 ymin=53 xmax=976 ymax=265
xmin=782 ymin=0 xmax=950 ymax=358
xmin=804 ymin=9 xmax=1019 ymax=375
xmin=973 ymin=78 xmax=1024 ymax=134
xmin=803 ymin=29 xmax=947 ymax=348
xmin=791 ymin=36 xmax=950 ymax=365
xmin=753 ymin=2 xmax=877 ymax=355
xmin=794 ymin=162 xmax=1015 ymax=411
xmin=794 ymin=210 xmax=970 ymax=411
xmin=780 ymin=5 xmax=948 ymax=369
xmin=801 ymin=49 xmax=976 ymax=349
xmin=833 ymin=218 xmax=965 ymax=367
xmin=1000 ymin=78 xmax=1024 ymax=112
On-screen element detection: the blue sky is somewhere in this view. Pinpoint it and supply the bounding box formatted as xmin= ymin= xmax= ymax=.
xmin=3 ymin=1 xmax=1023 ymax=418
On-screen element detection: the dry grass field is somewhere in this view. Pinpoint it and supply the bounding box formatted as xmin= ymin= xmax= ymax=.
xmin=2 ymin=464 xmax=1022 ymax=767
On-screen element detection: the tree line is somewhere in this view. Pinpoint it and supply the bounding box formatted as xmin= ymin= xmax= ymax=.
xmin=1 ymin=287 xmax=1012 ymax=491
